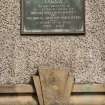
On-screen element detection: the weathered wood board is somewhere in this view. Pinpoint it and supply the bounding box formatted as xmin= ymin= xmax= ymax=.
xmin=33 ymin=76 xmax=44 ymax=105
xmin=0 ymin=84 xmax=35 ymax=93
xmin=64 ymin=72 xmax=74 ymax=98
xmin=0 ymin=84 xmax=105 ymax=93
xmin=39 ymin=67 xmax=73 ymax=105
xmin=0 ymin=96 xmax=37 ymax=105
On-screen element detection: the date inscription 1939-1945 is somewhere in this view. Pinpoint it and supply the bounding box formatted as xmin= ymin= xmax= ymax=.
xmin=21 ymin=0 xmax=85 ymax=34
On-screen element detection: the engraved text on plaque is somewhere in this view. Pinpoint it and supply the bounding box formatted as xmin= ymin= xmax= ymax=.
xmin=21 ymin=0 xmax=85 ymax=34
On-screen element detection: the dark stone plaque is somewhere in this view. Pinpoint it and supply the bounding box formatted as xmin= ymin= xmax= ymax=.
xmin=21 ymin=0 xmax=85 ymax=34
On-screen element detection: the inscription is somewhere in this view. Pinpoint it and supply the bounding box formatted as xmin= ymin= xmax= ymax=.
xmin=21 ymin=0 xmax=85 ymax=34
xmin=45 ymin=0 xmax=63 ymax=3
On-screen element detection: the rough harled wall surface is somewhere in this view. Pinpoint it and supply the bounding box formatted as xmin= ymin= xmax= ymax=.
xmin=0 ymin=0 xmax=105 ymax=84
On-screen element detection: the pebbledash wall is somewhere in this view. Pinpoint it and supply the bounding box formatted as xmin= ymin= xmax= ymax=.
xmin=0 ymin=0 xmax=105 ymax=84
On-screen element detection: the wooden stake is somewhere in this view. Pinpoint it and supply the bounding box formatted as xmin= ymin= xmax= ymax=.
xmin=39 ymin=67 xmax=70 ymax=105
xmin=64 ymin=72 xmax=74 ymax=98
xmin=33 ymin=76 xmax=44 ymax=105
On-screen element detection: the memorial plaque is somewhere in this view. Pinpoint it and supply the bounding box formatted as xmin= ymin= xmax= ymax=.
xmin=21 ymin=0 xmax=85 ymax=34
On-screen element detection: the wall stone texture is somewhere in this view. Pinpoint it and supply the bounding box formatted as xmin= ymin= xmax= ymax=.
xmin=0 ymin=0 xmax=105 ymax=84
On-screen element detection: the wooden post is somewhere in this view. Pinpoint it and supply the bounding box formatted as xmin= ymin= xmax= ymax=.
xmin=38 ymin=66 xmax=74 ymax=105
xmin=64 ymin=72 xmax=74 ymax=98
xmin=33 ymin=76 xmax=44 ymax=105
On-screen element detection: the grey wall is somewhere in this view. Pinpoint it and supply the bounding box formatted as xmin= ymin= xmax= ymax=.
xmin=0 ymin=0 xmax=105 ymax=84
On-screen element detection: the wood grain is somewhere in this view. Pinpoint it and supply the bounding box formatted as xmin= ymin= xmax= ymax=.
xmin=69 ymin=95 xmax=105 ymax=105
xmin=39 ymin=67 xmax=70 ymax=105
xmin=64 ymin=72 xmax=74 ymax=98
xmin=0 ymin=84 xmax=104 ymax=93
xmin=0 ymin=84 xmax=35 ymax=93
xmin=73 ymin=84 xmax=105 ymax=93
xmin=0 ymin=96 xmax=37 ymax=105
xmin=33 ymin=76 xmax=44 ymax=105
xmin=0 ymin=95 xmax=104 ymax=105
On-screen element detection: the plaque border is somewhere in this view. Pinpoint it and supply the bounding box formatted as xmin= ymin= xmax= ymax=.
xmin=20 ymin=0 xmax=86 ymax=35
